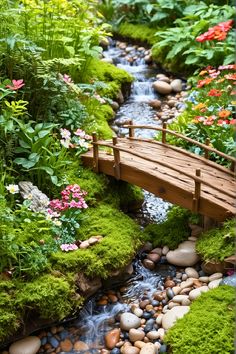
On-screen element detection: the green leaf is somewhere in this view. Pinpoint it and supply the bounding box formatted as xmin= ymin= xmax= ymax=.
xmin=185 ymin=54 xmax=198 ymax=65
xmin=51 ymin=175 xmax=58 ymax=185
xmin=14 ymin=158 xmax=36 ymax=169
xmin=38 ymin=130 xmax=51 ymax=138
xmin=19 ymin=139 xmax=31 ymax=149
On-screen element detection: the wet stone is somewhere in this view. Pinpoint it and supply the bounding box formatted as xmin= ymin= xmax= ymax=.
xmin=48 ymin=338 xmax=59 ymax=348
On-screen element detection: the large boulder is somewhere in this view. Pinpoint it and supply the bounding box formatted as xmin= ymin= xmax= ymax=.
xmin=166 ymin=241 xmax=200 ymax=266
xmin=75 ymin=273 xmax=101 ymax=297
xmin=162 ymin=306 xmax=190 ymax=330
xmin=9 ymin=336 xmax=41 ymax=354
xmin=152 ymin=81 xmax=172 ymax=95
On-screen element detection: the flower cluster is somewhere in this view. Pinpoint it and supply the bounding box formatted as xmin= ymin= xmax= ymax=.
xmin=60 ymin=128 xmax=92 ymax=153
xmin=60 ymin=243 xmax=78 ymax=252
xmin=196 ymin=20 xmax=234 ymax=42
xmin=48 ymin=184 xmax=88 ymax=214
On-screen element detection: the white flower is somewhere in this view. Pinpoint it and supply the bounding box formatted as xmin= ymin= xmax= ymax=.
xmin=79 ymin=139 xmax=89 ymax=149
xmin=60 ymin=139 xmax=71 ymax=148
xmin=52 ymin=220 xmax=62 ymax=226
xmin=60 ymin=128 xmax=71 ymax=140
xmin=6 ymin=184 xmax=19 ymax=194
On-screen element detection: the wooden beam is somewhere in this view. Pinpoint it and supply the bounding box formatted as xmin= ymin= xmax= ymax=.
xmin=162 ymin=122 xmax=167 ymax=144
xmin=128 ymin=120 xmax=134 ymax=138
xmin=92 ymin=133 xmax=99 ymax=173
xmin=193 ymin=169 xmax=201 ymax=213
xmin=204 ymin=138 xmax=210 ymax=159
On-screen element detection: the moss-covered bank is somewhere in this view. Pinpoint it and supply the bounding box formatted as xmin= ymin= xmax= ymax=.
xmin=116 ymin=23 xmax=157 ymax=46
xmin=165 ymin=285 xmax=235 ymax=354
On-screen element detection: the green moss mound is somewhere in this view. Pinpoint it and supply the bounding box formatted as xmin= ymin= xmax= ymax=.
xmin=143 ymin=206 xmax=191 ymax=249
xmin=165 ymin=285 xmax=235 ymax=354
xmin=196 ymin=219 xmax=235 ymax=262
xmin=15 ymin=274 xmax=79 ymax=320
xmin=117 ymin=23 xmax=157 ymax=46
xmin=52 ymin=203 xmax=143 ymax=278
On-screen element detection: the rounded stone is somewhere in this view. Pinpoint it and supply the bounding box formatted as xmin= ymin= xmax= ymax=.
xmin=185 ymin=267 xmax=199 ymax=279
xmin=9 ymin=337 xmax=41 ymax=354
xmin=162 ymin=246 xmax=169 ymax=255
xmin=147 ymin=253 xmax=160 ymax=263
xmin=166 ymin=288 xmax=174 ymax=299
xmin=60 ymin=339 xmax=73 ymax=352
xmin=189 ymin=286 xmax=209 ymax=301
xmin=153 ymin=81 xmax=172 ymax=95
xmin=170 ymin=79 xmax=182 ymax=92
xmin=123 ymin=346 xmax=140 ymax=354
xmin=156 ymin=314 xmax=163 ymax=326
xmin=120 ymin=313 xmax=141 ymax=331
xmin=140 ymin=343 xmax=155 ymax=354
xmin=74 ymin=341 xmax=89 ymax=351
xmin=172 ymin=286 xmax=181 ymax=295
xmin=105 ymin=329 xmax=121 ymax=349
xmin=129 ymin=329 xmax=145 ymax=342
xmin=208 ymin=279 xmax=222 ymax=289
xmin=143 ymin=259 xmax=155 ymax=270
xmin=149 ymin=100 xmax=162 ymax=109
xmin=146 ymin=331 xmax=159 ymax=340
xmin=133 ymin=308 xmax=143 ymax=318
xmin=166 ymin=241 xmax=200 ymax=267
xmin=150 ymin=248 xmax=162 ymax=256
xmin=164 ymin=279 xmax=175 ymax=288
xmin=157 ymin=328 xmax=165 ymax=341
xmin=199 ymin=276 xmax=209 ymax=283
xmin=172 ymin=295 xmax=189 ymax=304
xmin=209 ymin=273 xmax=223 ymax=282
xmin=162 ymin=306 xmax=190 ymax=330
xmin=134 ymin=341 xmax=145 ymax=349
xmin=158 ymin=76 xmax=171 ymax=83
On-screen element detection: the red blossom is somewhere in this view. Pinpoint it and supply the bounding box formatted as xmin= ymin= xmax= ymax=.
xmin=225 ymin=73 xmax=236 ymax=80
xmin=208 ymin=89 xmax=222 ymax=97
xmin=6 ymin=79 xmax=25 ymax=90
xmin=196 ymin=20 xmax=234 ymax=42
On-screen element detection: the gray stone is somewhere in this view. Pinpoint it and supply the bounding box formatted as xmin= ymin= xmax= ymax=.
xmin=162 ymin=306 xmax=190 ymax=330
xmin=166 ymin=241 xmax=200 ymax=266
xmin=153 ymin=81 xmax=172 ymax=95
xmin=185 ymin=267 xmax=199 ymax=279
xmin=189 ymin=286 xmax=209 ymax=300
xmin=170 ymin=79 xmax=182 ymax=92
xmin=208 ymin=273 xmax=223 ymax=282
xmin=9 ymin=336 xmax=41 ymax=354
xmin=120 ymin=313 xmax=141 ymax=331
xmin=129 ymin=329 xmax=145 ymax=342
xmin=19 ymin=182 xmax=49 ymax=212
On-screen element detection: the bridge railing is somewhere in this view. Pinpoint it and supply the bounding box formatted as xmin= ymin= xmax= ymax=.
xmin=123 ymin=120 xmax=236 ymax=172
xmin=91 ymin=131 xmax=235 ymax=214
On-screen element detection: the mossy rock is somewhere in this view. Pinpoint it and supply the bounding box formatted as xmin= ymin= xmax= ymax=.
xmin=143 ymin=206 xmax=191 ymax=249
xmin=165 ymin=285 xmax=235 ymax=354
xmin=51 ymin=203 xmax=143 ymax=278
xmin=15 ymin=274 xmax=80 ymax=320
xmin=196 ymin=219 xmax=235 ymax=262
xmin=117 ymin=23 xmax=157 ymax=46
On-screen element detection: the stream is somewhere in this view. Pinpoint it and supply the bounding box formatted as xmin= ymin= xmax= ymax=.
xmin=11 ymin=41 xmax=193 ymax=354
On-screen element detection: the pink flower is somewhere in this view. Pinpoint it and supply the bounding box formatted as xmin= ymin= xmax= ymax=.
xmin=63 ymin=74 xmax=73 ymax=84
xmin=60 ymin=128 xmax=71 ymax=140
xmin=6 ymin=79 xmax=25 ymax=90
xmin=60 ymin=243 xmax=78 ymax=252
xmin=230 ymin=119 xmax=236 ymax=125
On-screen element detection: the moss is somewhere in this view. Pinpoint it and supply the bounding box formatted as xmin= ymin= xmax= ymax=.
xmin=165 ymin=285 xmax=235 ymax=354
xmin=0 ymin=281 xmax=20 ymax=342
xmin=143 ymin=206 xmax=191 ymax=249
xmin=196 ymin=219 xmax=235 ymax=262
xmin=15 ymin=274 xmax=80 ymax=320
xmin=117 ymin=23 xmax=157 ymax=46
xmin=51 ymin=203 xmax=143 ymax=278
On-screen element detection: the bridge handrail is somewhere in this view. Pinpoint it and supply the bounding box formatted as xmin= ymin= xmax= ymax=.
xmin=91 ymin=136 xmax=235 ymax=201
xmin=122 ymin=121 xmax=236 ymax=169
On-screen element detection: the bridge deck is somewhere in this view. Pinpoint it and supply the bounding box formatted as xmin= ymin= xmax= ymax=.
xmin=82 ymin=138 xmax=236 ymax=221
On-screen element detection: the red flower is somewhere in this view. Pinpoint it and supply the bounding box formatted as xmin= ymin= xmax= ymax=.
xmin=230 ymin=119 xmax=236 ymax=125
xmin=197 ymin=77 xmax=214 ymax=88
xmin=6 ymin=79 xmax=25 ymax=90
xmin=225 ymin=73 xmax=236 ymax=80
xmin=196 ymin=20 xmax=234 ymax=42
xmin=217 ymin=119 xmax=229 ymax=126
xmin=208 ymin=89 xmax=222 ymax=97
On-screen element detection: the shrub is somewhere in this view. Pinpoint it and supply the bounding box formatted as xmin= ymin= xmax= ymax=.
xmin=143 ymin=206 xmax=191 ymax=249
xmin=196 ymin=219 xmax=235 ymax=262
xmin=165 ymin=285 xmax=235 ymax=354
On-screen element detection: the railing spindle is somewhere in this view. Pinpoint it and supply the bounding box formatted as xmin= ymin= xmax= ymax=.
xmin=162 ymin=122 xmax=167 ymax=144
xmin=128 ymin=120 xmax=134 ymax=138
xmin=92 ymin=132 xmax=99 ymax=173
xmin=113 ymin=136 xmax=121 ymax=180
xmin=204 ymin=138 xmax=210 ymax=159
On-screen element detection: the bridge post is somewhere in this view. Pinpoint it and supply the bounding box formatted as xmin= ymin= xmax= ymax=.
xmin=162 ymin=122 xmax=167 ymax=144
xmin=112 ymin=137 xmax=121 ymax=180
xmin=192 ymin=169 xmax=201 ymax=213
xmin=128 ymin=120 xmax=134 ymax=138
xmin=92 ymin=133 xmax=99 ymax=173
xmin=230 ymin=160 xmax=235 ymax=172
xmin=204 ymin=138 xmax=210 ymax=159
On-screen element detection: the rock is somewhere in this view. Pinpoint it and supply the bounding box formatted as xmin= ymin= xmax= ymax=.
xmin=208 ymin=279 xmax=222 ymax=289
xmin=143 ymin=259 xmax=155 ymax=270
xmin=189 ymin=224 xmax=203 ymax=237
xmin=117 ymin=91 xmax=124 ymax=104
xmin=158 ymin=76 xmax=171 ymax=83
xmin=182 ymin=298 xmax=191 ymax=306
xmin=48 ymin=337 xmax=59 ymax=348
xmin=170 ymin=79 xmax=182 ymax=92
xmin=74 ymin=341 xmax=89 ymax=351
xmin=101 ymin=57 xmax=113 ymax=64
xmin=162 ymin=306 xmax=190 ymax=330
xmin=146 ymin=331 xmax=159 ymax=340
xmin=129 ymin=329 xmax=145 ymax=342
xmin=111 ymin=101 xmax=120 ymax=111
xmin=60 ymin=339 xmax=73 ymax=352
xmin=142 ymin=242 xmax=153 ymax=252
xmin=147 ymin=253 xmax=160 ymax=263
xmin=157 ymin=328 xmax=165 ymax=341
xmin=201 ymin=261 xmax=226 ymax=275
xmin=149 ymin=100 xmax=161 ymax=109
xmin=111 ymin=349 xmax=121 ymax=354
xmin=140 ymin=343 xmax=155 ymax=354
xmin=100 ymin=38 xmax=110 ymax=48
xmin=133 ymin=308 xmax=144 ymax=318
xmin=182 ymin=274 xmax=188 ymax=281
xmin=88 ymin=237 xmax=99 ymax=245
xmin=105 ymin=329 xmax=121 ymax=349
xmin=168 ymin=302 xmax=180 ymax=309
xmin=134 ymin=341 xmax=145 ymax=349
xmin=199 ymin=276 xmax=209 ymax=283
xmin=166 ymin=241 xmax=200 ymax=266
xmin=153 ymin=81 xmax=172 ymax=95
xmin=156 ymin=314 xmax=163 ymax=326
xmin=172 ymin=295 xmax=189 ymax=304
xmin=160 ymin=344 xmax=167 ymax=353
xmin=166 ymin=288 xmax=174 ymax=299
xmin=162 ymin=246 xmax=169 ymax=255
xmin=9 ymin=337 xmax=41 ymax=354
xmin=144 ymin=55 xmax=152 ymax=64
xmin=185 ymin=267 xmax=199 ymax=279
xmin=19 ymin=182 xmax=49 ymax=212
xmin=172 ymin=286 xmax=181 ymax=295
xmin=120 ymin=313 xmax=141 ymax=331
xmin=164 ymin=279 xmax=175 ymax=288
xmin=75 ymin=273 xmax=101 ymax=297
xmin=209 ymin=273 xmax=223 ymax=282
xmin=150 ymin=248 xmax=162 ymax=256
xmin=80 ymin=240 xmax=90 ymax=249
xmin=167 ymin=100 xmax=176 ymax=108
xmin=189 ymin=286 xmax=209 ymax=300
xmin=123 ymin=346 xmax=140 ymax=354
xmin=180 ymin=279 xmax=194 ymax=289
xmin=221 ymin=274 xmax=236 ymax=287
xmin=139 ymin=300 xmax=150 ymax=309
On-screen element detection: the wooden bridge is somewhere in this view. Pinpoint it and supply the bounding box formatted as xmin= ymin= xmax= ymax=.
xmin=82 ymin=122 xmax=236 ymax=221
